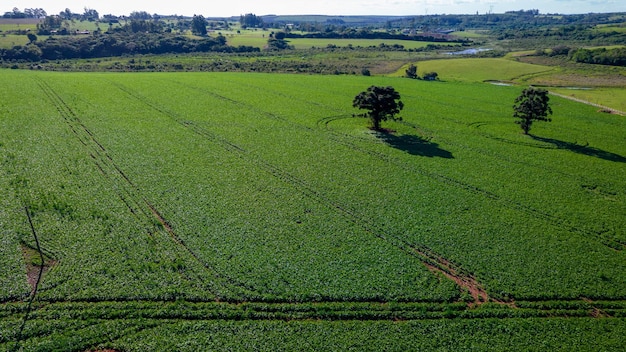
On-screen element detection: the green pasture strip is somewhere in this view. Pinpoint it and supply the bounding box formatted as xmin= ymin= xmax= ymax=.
xmin=450 ymin=30 xmax=491 ymax=39
xmin=0 ymin=21 xmax=39 ymax=32
xmin=549 ymin=87 xmax=626 ymax=113
xmin=225 ymin=31 xmax=269 ymax=48
xmin=36 ymin=71 xmax=457 ymax=302
xmin=593 ymin=25 xmax=626 ymax=33
xmin=395 ymin=57 xmax=555 ymax=81
xmin=0 ymin=34 xmax=29 ymax=48
xmin=226 ymin=32 xmax=460 ymax=50
xmin=286 ymin=38 xmax=459 ymax=50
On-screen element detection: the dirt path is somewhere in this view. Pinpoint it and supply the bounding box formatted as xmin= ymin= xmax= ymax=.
xmin=549 ymin=92 xmax=625 ymax=116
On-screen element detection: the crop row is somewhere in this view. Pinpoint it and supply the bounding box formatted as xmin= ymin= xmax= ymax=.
xmin=3 ymin=299 xmax=626 ymax=326
xmin=3 ymin=300 xmax=626 ymax=351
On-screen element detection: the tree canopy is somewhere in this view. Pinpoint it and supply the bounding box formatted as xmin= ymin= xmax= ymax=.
xmin=191 ymin=15 xmax=208 ymax=36
xmin=353 ymin=86 xmax=404 ymax=131
xmin=513 ymin=87 xmax=553 ymax=135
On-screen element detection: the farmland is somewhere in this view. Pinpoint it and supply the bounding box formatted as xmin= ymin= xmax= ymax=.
xmin=224 ymin=29 xmax=461 ymax=50
xmin=1 ymin=68 xmax=625 ymax=350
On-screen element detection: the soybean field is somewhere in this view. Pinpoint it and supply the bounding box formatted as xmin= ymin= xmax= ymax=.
xmin=1 ymin=69 xmax=625 ymax=350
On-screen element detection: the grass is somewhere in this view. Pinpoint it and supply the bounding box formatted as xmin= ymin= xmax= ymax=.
xmin=450 ymin=30 xmax=491 ymax=39
xmin=0 ymin=19 xmax=40 ymax=32
xmin=1 ymin=69 xmax=625 ymax=350
xmin=0 ymin=34 xmax=29 ymax=48
xmin=594 ymin=24 xmax=626 ymax=33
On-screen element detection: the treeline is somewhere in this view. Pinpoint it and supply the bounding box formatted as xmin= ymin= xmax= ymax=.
xmin=386 ymin=11 xmax=625 ymax=31
xmin=570 ymin=47 xmax=626 ymax=66
xmin=285 ymin=28 xmax=466 ymax=43
xmin=3 ymin=7 xmax=47 ymax=19
xmin=0 ymin=32 xmax=259 ymax=62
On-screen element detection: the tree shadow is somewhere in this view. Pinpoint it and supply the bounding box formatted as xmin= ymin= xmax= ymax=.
xmin=531 ymin=135 xmax=626 ymax=163
xmin=375 ymin=131 xmax=454 ymax=158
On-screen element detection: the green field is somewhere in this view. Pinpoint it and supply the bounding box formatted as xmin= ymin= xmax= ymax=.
xmin=0 ymin=19 xmax=40 ymax=32
xmin=1 ymin=69 xmax=625 ymax=350
xmin=399 ymin=58 xmax=556 ymax=82
xmin=0 ymin=34 xmax=29 ymax=48
xmin=409 ymin=57 xmax=626 ymax=112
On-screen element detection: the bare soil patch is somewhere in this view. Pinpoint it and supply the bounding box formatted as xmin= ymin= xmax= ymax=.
xmin=20 ymin=244 xmax=56 ymax=295
xmin=413 ymin=247 xmax=505 ymax=306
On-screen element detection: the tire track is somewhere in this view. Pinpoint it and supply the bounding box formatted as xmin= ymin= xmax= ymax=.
xmin=35 ymin=78 xmax=259 ymax=300
xmin=13 ymin=206 xmax=46 ymax=351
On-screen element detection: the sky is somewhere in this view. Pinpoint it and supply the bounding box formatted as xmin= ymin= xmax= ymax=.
xmin=4 ymin=0 xmax=625 ymax=17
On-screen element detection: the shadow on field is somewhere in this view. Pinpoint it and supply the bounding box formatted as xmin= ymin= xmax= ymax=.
xmin=376 ymin=132 xmax=454 ymax=158
xmin=531 ymin=135 xmax=626 ymax=163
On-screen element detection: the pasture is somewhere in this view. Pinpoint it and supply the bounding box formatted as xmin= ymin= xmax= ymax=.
xmin=0 ymin=34 xmax=29 ymax=48
xmin=224 ymin=29 xmax=458 ymax=50
xmin=401 ymin=58 xmax=556 ymax=82
xmin=1 ymin=69 xmax=625 ymax=350
xmin=413 ymin=57 xmax=626 ymax=112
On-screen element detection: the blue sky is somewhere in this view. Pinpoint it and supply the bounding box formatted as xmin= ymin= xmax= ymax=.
xmin=5 ymin=0 xmax=625 ymax=17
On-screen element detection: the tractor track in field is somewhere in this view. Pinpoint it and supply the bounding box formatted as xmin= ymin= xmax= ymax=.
xmin=4 ymin=298 xmax=625 ymax=324
xmin=322 ymin=118 xmax=625 ymax=251
xmin=36 ymin=79 xmax=155 ymax=236
xmin=35 ymin=78 xmax=261 ymax=300
xmin=152 ymin=78 xmax=624 ymax=295
xmin=110 ymin=80 xmax=495 ymax=306
xmin=104 ymin=79 xmax=622 ymax=303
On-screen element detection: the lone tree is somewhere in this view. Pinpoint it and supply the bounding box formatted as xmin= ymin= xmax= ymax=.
xmin=353 ymin=86 xmax=404 ymax=131
xmin=513 ymin=87 xmax=553 ymax=135
xmin=405 ymin=64 xmax=418 ymax=79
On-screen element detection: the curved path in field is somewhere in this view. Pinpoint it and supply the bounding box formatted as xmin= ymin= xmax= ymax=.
xmin=549 ymin=91 xmax=625 ymax=116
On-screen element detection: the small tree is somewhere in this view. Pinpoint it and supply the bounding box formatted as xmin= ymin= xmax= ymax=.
xmin=423 ymin=72 xmax=438 ymax=81
xmin=513 ymin=87 xmax=553 ymax=135
xmin=353 ymin=86 xmax=404 ymax=131
xmin=266 ymin=37 xmax=292 ymax=51
xmin=405 ymin=64 xmax=418 ymax=79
